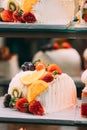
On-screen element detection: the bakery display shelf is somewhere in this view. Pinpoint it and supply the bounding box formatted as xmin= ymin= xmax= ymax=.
xmin=0 ymin=22 xmax=87 ymax=38
xmin=0 ymin=97 xmax=87 ymax=126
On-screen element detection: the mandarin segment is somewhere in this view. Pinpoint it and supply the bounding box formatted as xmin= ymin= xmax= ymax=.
xmin=27 ymin=80 xmax=48 ymax=103
xmin=21 ymin=0 xmax=38 ymax=12
xmin=20 ymin=69 xmax=45 ymax=86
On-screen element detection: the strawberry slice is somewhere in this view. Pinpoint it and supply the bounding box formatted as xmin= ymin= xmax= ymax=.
xmin=22 ymin=12 xmax=36 ymax=23
xmin=40 ymin=72 xmax=54 ymax=82
xmin=29 ymin=100 xmax=44 ymax=115
xmin=15 ymin=98 xmax=29 ymax=113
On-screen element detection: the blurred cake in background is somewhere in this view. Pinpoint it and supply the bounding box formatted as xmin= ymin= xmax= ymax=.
xmin=76 ymin=0 xmax=87 ymax=25
xmin=83 ymin=48 xmax=87 ymax=69
xmin=33 ymin=39 xmax=82 ymax=78
xmin=0 ymin=46 xmax=19 ymax=80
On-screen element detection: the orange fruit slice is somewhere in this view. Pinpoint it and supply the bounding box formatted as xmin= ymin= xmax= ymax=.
xmin=27 ymin=80 xmax=48 ymax=102
xmin=20 ymin=69 xmax=45 ymax=86
xmin=21 ymin=0 xmax=38 ymax=12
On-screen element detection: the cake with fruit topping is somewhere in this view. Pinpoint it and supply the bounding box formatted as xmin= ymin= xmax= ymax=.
xmin=0 ymin=46 xmax=19 ymax=80
xmin=76 ymin=0 xmax=87 ymax=25
xmin=33 ymin=41 xmax=82 ymax=78
xmin=81 ymin=69 xmax=87 ymax=117
xmin=0 ymin=0 xmax=77 ymax=24
xmin=3 ymin=60 xmax=77 ymax=115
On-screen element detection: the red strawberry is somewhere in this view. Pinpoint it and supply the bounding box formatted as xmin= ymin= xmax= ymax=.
xmin=15 ymin=98 xmax=29 ymax=113
xmin=61 ymin=42 xmax=72 ymax=49
xmin=47 ymin=64 xmax=62 ymax=75
xmin=13 ymin=10 xmax=24 ymax=22
xmin=83 ymin=14 xmax=87 ymax=22
xmin=53 ymin=43 xmax=60 ymax=50
xmin=22 ymin=12 xmax=36 ymax=23
xmin=40 ymin=72 xmax=54 ymax=82
xmin=29 ymin=100 xmax=44 ymax=115
xmin=1 ymin=10 xmax=13 ymax=22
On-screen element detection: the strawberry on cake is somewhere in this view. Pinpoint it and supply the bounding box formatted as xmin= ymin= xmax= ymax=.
xmin=3 ymin=60 xmax=77 ymax=115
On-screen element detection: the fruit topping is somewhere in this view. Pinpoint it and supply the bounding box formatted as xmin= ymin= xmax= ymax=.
xmin=40 ymin=72 xmax=54 ymax=83
xmin=9 ymin=86 xmax=23 ymax=98
xmin=61 ymin=42 xmax=72 ymax=49
xmin=83 ymin=14 xmax=87 ymax=22
xmin=53 ymin=43 xmax=60 ymax=50
xmin=47 ymin=64 xmax=62 ymax=74
xmin=13 ymin=9 xmax=24 ymax=22
xmin=21 ymin=62 xmax=35 ymax=71
xmin=27 ymin=80 xmax=48 ymax=102
xmin=34 ymin=60 xmax=46 ymax=71
xmin=15 ymin=97 xmax=29 ymax=113
xmin=22 ymin=12 xmax=36 ymax=23
xmin=1 ymin=10 xmax=13 ymax=22
xmin=21 ymin=0 xmax=38 ymax=12
xmin=7 ymin=0 xmax=20 ymax=12
xmin=29 ymin=100 xmax=44 ymax=115
xmin=20 ymin=69 xmax=45 ymax=86
xmin=3 ymin=94 xmax=11 ymax=107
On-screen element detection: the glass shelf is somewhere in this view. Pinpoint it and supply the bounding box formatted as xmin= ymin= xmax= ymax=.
xmin=0 ymin=22 xmax=87 ymax=38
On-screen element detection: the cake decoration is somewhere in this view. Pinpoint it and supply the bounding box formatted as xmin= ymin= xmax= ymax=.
xmin=3 ymin=60 xmax=77 ymax=115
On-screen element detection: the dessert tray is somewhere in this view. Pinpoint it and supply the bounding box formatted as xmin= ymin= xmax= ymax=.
xmin=0 ymin=97 xmax=87 ymax=126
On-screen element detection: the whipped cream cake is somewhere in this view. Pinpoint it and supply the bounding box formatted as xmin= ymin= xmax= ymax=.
xmin=3 ymin=61 xmax=77 ymax=115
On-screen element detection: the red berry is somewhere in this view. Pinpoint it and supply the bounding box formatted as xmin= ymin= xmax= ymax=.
xmin=15 ymin=98 xmax=29 ymax=113
xmin=83 ymin=14 xmax=87 ymax=22
xmin=53 ymin=43 xmax=60 ymax=50
xmin=41 ymin=72 xmax=54 ymax=82
xmin=13 ymin=10 xmax=24 ymax=22
xmin=29 ymin=100 xmax=44 ymax=115
xmin=1 ymin=10 xmax=13 ymax=22
xmin=22 ymin=12 xmax=36 ymax=23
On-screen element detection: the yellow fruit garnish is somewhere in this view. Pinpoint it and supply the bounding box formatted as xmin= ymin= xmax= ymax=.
xmin=21 ymin=0 xmax=38 ymax=12
xmin=20 ymin=69 xmax=45 ymax=86
xmin=27 ymin=80 xmax=48 ymax=102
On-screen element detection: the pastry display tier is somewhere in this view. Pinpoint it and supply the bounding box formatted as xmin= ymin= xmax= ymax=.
xmin=0 ymin=97 xmax=87 ymax=126
xmin=0 ymin=22 xmax=87 ymax=38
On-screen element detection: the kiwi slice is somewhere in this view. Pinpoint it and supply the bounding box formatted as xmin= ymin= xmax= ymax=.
xmin=11 ymin=87 xmax=22 ymax=98
xmin=7 ymin=0 xmax=20 ymax=12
